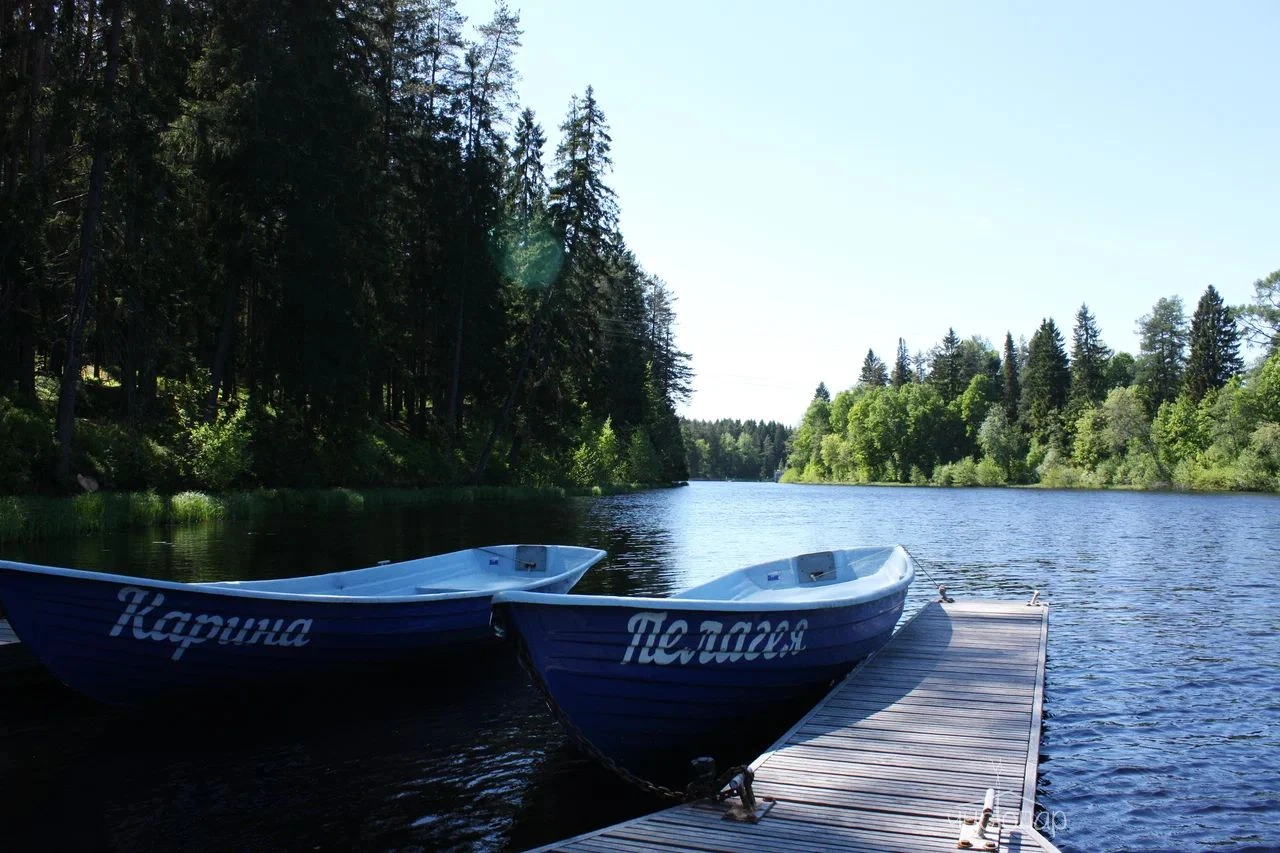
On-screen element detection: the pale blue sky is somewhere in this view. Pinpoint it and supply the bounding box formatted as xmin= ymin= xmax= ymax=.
xmin=457 ymin=0 xmax=1278 ymax=424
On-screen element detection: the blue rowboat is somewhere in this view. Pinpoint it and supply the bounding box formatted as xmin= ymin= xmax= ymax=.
xmin=493 ymin=546 xmax=913 ymax=774
xmin=0 ymin=544 xmax=605 ymax=706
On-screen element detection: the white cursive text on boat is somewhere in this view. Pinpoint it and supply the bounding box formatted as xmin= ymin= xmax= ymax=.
xmin=620 ymin=611 xmax=808 ymax=665
xmin=108 ymin=586 xmax=314 ymax=661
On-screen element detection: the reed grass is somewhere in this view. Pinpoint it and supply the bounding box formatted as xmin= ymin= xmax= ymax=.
xmin=0 ymin=483 xmax=650 ymax=544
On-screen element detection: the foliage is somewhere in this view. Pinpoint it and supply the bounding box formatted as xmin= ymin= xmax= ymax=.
xmin=1068 ymin=304 xmax=1112 ymax=417
xmin=890 ymin=338 xmax=913 ymax=389
xmin=683 ymin=419 xmax=790 ymax=480
xmin=780 ymin=317 xmax=1280 ymax=495
xmin=978 ymin=408 xmax=1026 ymax=483
xmin=1001 ymin=332 xmax=1020 ymax=422
xmin=0 ymin=483 xmax=620 ymax=543
xmin=1019 ymin=319 xmax=1070 ymax=447
xmin=1136 ymin=296 xmax=1188 ymax=414
xmin=1236 ymin=269 xmax=1280 ymax=352
xmin=858 ymin=350 xmax=888 ymax=388
xmin=0 ymin=3 xmax=690 ymax=496
xmin=1184 ymin=285 xmax=1244 ymax=402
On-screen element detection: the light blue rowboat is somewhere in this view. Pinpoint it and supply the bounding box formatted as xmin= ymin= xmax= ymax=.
xmin=0 ymin=544 xmax=605 ymax=706
xmin=493 ymin=546 xmax=913 ymax=774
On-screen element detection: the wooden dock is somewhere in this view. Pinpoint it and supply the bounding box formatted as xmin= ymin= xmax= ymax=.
xmin=531 ymin=599 xmax=1061 ymax=853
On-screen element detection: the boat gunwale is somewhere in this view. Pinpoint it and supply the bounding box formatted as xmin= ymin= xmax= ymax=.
xmin=493 ymin=553 xmax=914 ymax=614
xmin=0 ymin=546 xmax=606 ymax=605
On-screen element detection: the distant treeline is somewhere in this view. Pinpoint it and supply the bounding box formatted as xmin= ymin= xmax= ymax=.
xmin=0 ymin=1 xmax=690 ymax=495
xmin=682 ymin=419 xmax=792 ymax=481
xmin=783 ymin=277 xmax=1280 ymax=491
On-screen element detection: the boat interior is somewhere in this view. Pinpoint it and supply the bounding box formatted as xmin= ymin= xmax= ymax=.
xmin=203 ymin=545 xmax=590 ymax=597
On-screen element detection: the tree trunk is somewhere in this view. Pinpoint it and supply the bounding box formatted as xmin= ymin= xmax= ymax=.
xmin=445 ymin=295 xmax=463 ymax=438
xmin=206 ymin=279 xmax=238 ymax=421
xmin=11 ymin=0 xmax=51 ymax=401
xmin=472 ymin=284 xmax=557 ymax=485
xmin=55 ymin=0 xmax=123 ymax=484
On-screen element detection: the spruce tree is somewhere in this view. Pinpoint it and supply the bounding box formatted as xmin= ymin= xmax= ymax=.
xmin=1136 ymin=296 xmax=1188 ymax=413
xmin=506 ymin=108 xmax=549 ymax=221
xmin=859 ymin=349 xmax=888 ymax=387
xmin=1184 ymin=285 xmax=1243 ymax=401
xmin=1001 ymin=332 xmax=1019 ymax=422
xmin=1068 ymin=304 xmax=1112 ymax=414
xmin=929 ymin=327 xmax=963 ymax=402
xmin=890 ymin=338 xmax=912 ymax=388
xmin=1019 ymin=319 xmax=1070 ymax=446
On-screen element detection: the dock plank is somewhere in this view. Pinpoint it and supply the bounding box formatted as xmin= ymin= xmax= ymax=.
xmin=530 ymin=600 xmax=1062 ymax=853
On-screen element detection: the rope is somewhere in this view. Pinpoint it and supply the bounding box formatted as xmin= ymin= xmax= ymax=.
xmin=509 ymin=625 xmax=754 ymax=805
xmin=903 ymin=546 xmax=953 ymax=602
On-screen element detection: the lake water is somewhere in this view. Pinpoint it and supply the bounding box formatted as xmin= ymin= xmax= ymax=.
xmin=2 ymin=482 xmax=1278 ymax=852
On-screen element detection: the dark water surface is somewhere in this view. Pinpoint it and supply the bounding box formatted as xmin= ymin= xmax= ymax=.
xmin=2 ymin=482 xmax=1278 ymax=852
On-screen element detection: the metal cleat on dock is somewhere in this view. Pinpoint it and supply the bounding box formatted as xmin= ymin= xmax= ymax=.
xmin=717 ymin=767 xmax=775 ymax=823
xmin=956 ymin=787 xmax=1003 ymax=850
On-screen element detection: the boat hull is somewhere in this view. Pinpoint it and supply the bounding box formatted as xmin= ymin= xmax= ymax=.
xmin=495 ymin=589 xmax=908 ymax=771
xmin=0 ymin=558 xmax=590 ymax=706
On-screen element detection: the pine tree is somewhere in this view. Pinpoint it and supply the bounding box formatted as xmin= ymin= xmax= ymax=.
xmin=1068 ymin=304 xmax=1112 ymax=414
xmin=1136 ymin=296 xmax=1188 ymax=413
xmin=814 ymin=381 xmax=831 ymax=403
xmin=1238 ymin=269 xmax=1280 ymax=352
xmin=890 ymin=338 xmax=912 ymax=388
xmin=1019 ymin=319 xmax=1070 ymax=446
xmin=858 ymin=349 xmax=888 ymax=387
xmin=1184 ymin=285 xmax=1243 ymax=402
xmin=1001 ymin=333 xmax=1020 ymax=422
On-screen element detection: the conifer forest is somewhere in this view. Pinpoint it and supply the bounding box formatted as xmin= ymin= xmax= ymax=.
xmin=0 ymin=0 xmax=691 ymax=494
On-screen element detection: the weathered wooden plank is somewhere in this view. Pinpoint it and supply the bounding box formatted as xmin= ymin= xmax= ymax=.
xmin=753 ymin=798 xmax=988 ymax=846
xmin=1022 ymin=592 xmax=1051 ymax=831
xmin=833 ymin=686 xmax=1035 ymax=709
xmin=804 ymin=708 xmax=1031 ymax=736
xmin=645 ymin=810 xmax=961 ymax=853
xmin=764 ymin=743 xmax=1025 ymax=774
xmin=821 ymin=700 xmax=1032 ymax=725
xmin=752 ymin=778 xmax=1020 ymax=819
xmin=792 ymin=720 xmax=1029 ymax=752
xmin=763 ymin=754 xmax=1029 ymax=789
xmin=775 ymin=734 xmax=1026 ymax=765
xmin=851 ymin=663 xmax=1039 ymax=683
xmin=557 ymin=837 xmax=691 ymax=853
xmin=825 ymin=692 xmax=1033 ymax=714
xmin=616 ymin=818 xmax=871 ymax=853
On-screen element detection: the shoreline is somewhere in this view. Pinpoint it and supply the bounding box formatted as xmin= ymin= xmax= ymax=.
xmin=0 ymin=483 xmax=661 ymax=544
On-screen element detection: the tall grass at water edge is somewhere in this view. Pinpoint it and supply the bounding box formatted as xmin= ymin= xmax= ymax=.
xmin=0 ymin=483 xmax=649 ymax=544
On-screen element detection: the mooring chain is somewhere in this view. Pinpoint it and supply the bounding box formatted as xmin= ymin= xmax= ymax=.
xmin=510 ymin=631 xmax=756 ymax=805
xmin=511 ymin=632 xmax=686 ymax=801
